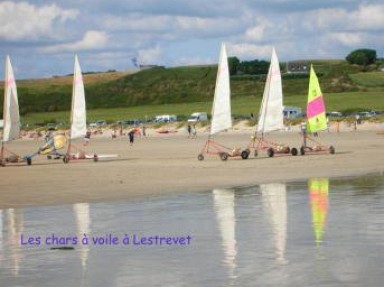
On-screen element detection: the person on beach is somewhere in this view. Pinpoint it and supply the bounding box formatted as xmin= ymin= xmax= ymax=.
xmin=187 ymin=124 xmax=192 ymax=138
xmin=191 ymin=125 xmax=197 ymax=138
xmin=128 ymin=129 xmax=135 ymax=145
xmin=83 ymin=130 xmax=91 ymax=146
xmin=112 ymin=129 xmax=117 ymax=139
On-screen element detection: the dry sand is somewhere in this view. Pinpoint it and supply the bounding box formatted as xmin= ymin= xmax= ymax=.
xmin=1 ymin=123 xmax=384 ymax=208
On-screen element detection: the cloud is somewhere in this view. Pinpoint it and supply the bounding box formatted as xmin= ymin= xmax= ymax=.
xmin=42 ymin=30 xmax=109 ymax=53
xmin=328 ymin=33 xmax=363 ymax=47
xmin=174 ymin=56 xmax=216 ymax=66
xmin=228 ymin=43 xmax=272 ymax=59
xmin=137 ymin=45 xmax=163 ymax=65
xmin=0 ymin=1 xmax=77 ymax=41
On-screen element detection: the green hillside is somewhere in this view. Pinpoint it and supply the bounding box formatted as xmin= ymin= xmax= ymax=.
xmin=1 ymin=60 xmax=384 ymax=125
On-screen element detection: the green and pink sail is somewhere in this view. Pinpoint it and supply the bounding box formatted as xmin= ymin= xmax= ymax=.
xmin=306 ymin=65 xmax=327 ymax=133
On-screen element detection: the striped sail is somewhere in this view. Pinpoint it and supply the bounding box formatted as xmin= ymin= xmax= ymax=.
xmin=306 ymin=65 xmax=327 ymax=133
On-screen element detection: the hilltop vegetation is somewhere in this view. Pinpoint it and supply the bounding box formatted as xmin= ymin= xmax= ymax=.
xmin=1 ymin=59 xmax=384 ymax=124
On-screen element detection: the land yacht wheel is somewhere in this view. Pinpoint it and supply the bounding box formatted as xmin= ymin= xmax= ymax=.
xmin=220 ymin=153 xmax=228 ymax=161
xmin=241 ymin=150 xmax=249 ymax=159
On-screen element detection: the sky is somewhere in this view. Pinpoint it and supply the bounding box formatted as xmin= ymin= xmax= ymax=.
xmin=0 ymin=0 xmax=383 ymax=79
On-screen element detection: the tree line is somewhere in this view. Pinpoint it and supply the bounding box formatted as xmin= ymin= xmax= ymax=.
xmin=227 ymin=48 xmax=379 ymax=76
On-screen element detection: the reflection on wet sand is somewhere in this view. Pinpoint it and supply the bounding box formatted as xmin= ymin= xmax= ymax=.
xmin=6 ymin=208 xmax=24 ymax=276
xmin=309 ymin=178 xmax=329 ymax=245
xmin=261 ymin=183 xmax=288 ymax=264
xmin=73 ymin=202 xmax=91 ymax=281
xmin=213 ymin=189 xmax=237 ymax=279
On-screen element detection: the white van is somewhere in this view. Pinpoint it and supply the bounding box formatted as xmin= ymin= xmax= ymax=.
xmin=187 ymin=112 xmax=208 ymax=122
xmin=155 ymin=114 xmax=177 ymax=122
xmin=283 ymin=106 xmax=302 ymax=119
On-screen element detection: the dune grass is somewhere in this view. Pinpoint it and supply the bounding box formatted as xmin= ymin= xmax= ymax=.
xmin=21 ymin=91 xmax=384 ymax=126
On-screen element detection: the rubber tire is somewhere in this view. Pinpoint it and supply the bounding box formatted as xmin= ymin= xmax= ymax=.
xmin=291 ymin=147 xmax=298 ymax=156
xmin=267 ymin=148 xmax=274 ymax=158
xmin=63 ymin=155 xmax=70 ymax=164
xmin=285 ymin=147 xmax=291 ymax=154
xmin=47 ymin=155 xmax=52 ymax=160
xmin=241 ymin=150 xmax=249 ymax=159
xmin=329 ymin=146 xmax=335 ymax=154
xmin=220 ymin=153 xmax=228 ymax=161
xmin=197 ymin=154 xmax=204 ymax=161
xmin=300 ymin=146 xmax=305 ymax=156
xmin=93 ymin=154 xmax=99 ymax=162
xmin=26 ymin=157 xmax=32 ymax=165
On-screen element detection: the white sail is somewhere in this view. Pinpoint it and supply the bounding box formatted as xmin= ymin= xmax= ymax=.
xmin=70 ymin=55 xmax=87 ymax=140
xmin=2 ymin=56 xmax=20 ymax=142
xmin=261 ymin=183 xmax=287 ymax=264
xmin=210 ymin=43 xmax=232 ymax=135
xmin=213 ymin=189 xmax=237 ymax=278
xmin=257 ymin=48 xmax=284 ymax=134
xmin=73 ymin=203 xmax=90 ymax=270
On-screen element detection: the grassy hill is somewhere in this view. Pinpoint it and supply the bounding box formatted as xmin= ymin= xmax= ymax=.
xmin=1 ymin=60 xmax=384 ymax=125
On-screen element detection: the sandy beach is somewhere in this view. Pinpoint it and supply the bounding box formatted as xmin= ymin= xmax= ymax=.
xmin=1 ymin=122 xmax=384 ymax=208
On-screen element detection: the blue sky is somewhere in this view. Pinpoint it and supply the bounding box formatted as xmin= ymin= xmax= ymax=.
xmin=1 ymin=0 xmax=383 ymax=79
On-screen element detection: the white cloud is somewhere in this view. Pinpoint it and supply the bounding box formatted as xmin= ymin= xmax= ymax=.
xmin=0 ymin=1 xmax=77 ymax=41
xmin=228 ymin=43 xmax=272 ymax=59
xmin=353 ymin=4 xmax=384 ymax=29
xmin=137 ymin=45 xmax=163 ymax=65
xmin=175 ymin=56 xmax=215 ymax=66
xmin=42 ymin=30 xmax=108 ymax=53
xmin=328 ymin=32 xmax=363 ymax=47
xmin=244 ymin=24 xmax=267 ymax=41
xmin=103 ymin=13 xmax=241 ymax=39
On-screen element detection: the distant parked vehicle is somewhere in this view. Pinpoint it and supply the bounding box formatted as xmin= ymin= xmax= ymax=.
xmin=326 ymin=111 xmax=343 ymax=117
xmin=123 ymin=119 xmax=141 ymax=126
xmin=188 ymin=112 xmax=208 ymax=122
xmin=357 ymin=112 xmax=373 ymax=118
xmin=283 ymin=106 xmax=302 ymax=119
xmin=89 ymin=120 xmax=107 ymax=127
xmin=154 ymin=115 xmax=177 ymax=122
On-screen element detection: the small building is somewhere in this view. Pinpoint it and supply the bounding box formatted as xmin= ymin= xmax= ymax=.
xmin=283 ymin=106 xmax=302 ymax=119
xmin=287 ymin=61 xmax=309 ymax=73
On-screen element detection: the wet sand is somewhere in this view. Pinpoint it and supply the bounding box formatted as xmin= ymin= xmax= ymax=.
xmin=1 ymin=127 xmax=383 ymax=208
